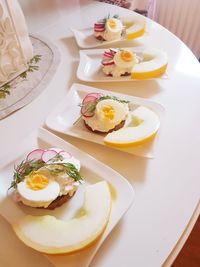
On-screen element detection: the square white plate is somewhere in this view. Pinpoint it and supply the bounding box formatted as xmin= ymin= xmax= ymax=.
xmin=70 ymin=12 xmax=145 ymax=49
xmin=0 ymin=128 xmax=134 ymax=267
xmin=45 ymin=83 xmax=165 ymax=158
xmin=77 ymin=48 xmax=167 ymax=83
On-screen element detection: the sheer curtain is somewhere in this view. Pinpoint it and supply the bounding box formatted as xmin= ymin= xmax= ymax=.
xmin=130 ymin=0 xmax=156 ymax=19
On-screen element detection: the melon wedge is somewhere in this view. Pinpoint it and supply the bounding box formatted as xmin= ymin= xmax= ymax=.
xmin=131 ymin=48 xmax=168 ymax=79
xmin=104 ymin=106 xmax=160 ymax=147
xmin=121 ymin=15 xmax=146 ymax=39
xmin=13 ymin=181 xmax=112 ymax=254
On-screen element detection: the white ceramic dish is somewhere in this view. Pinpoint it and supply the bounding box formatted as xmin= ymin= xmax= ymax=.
xmin=0 ymin=128 xmax=134 ymax=267
xmin=77 ymin=48 xmax=167 ymax=83
xmin=70 ymin=13 xmax=145 ymax=49
xmin=45 ymin=83 xmax=165 ymax=158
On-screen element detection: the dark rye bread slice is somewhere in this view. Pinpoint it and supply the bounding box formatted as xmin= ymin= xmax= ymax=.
xmin=32 ymin=193 xmax=75 ymax=210
xmin=107 ymin=72 xmax=130 ymax=77
xmin=84 ymin=119 xmax=125 ymax=134
xmin=96 ymin=35 xmax=106 ymax=41
xmin=46 ymin=194 xmax=74 ymax=210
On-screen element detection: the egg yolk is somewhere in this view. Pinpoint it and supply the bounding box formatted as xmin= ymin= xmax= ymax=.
xmin=26 ymin=172 xmax=49 ymax=191
xmin=101 ymin=105 xmax=115 ymax=120
xmin=107 ymin=19 xmax=116 ymax=29
xmin=120 ymin=51 xmax=133 ymax=62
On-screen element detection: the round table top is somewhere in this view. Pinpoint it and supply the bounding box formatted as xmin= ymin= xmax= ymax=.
xmin=0 ymin=1 xmax=199 ymax=266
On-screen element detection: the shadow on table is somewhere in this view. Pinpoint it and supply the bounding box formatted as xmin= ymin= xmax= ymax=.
xmin=90 ymin=218 xmax=125 ymax=267
xmin=60 ymin=36 xmax=79 ymax=57
xmin=44 ymin=129 xmax=148 ymax=185
xmin=86 ymin=79 xmax=163 ymax=99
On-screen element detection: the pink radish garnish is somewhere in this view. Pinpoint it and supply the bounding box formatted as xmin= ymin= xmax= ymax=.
xmin=94 ymin=28 xmax=104 ymax=32
xmin=81 ymin=93 xmax=104 ymax=117
xmin=42 ymin=149 xmax=58 ymax=162
xmin=59 ymin=151 xmax=72 ymax=159
xmin=101 ymin=59 xmax=115 ymax=66
xmin=82 ymin=93 xmax=102 ymax=104
xmin=103 ymin=52 xmax=113 ymax=58
xmin=26 ymin=149 xmax=44 ymax=161
xmin=81 ymin=100 xmax=97 ymax=117
xmin=94 ymin=23 xmax=105 ymax=27
xmin=109 ymin=48 xmax=118 ymax=54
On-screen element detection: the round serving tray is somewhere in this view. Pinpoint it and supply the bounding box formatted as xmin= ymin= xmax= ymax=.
xmin=0 ymin=35 xmax=60 ymax=119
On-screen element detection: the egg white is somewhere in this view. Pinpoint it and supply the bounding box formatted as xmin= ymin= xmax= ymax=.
xmin=114 ymin=50 xmax=135 ymax=68
xmin=105 ymin=18 xmax=123 ymax=33
xmin=84 ymin=99 xmax=129 ymax=132
xmin=17 ymin=180 xmax=60 ymax=208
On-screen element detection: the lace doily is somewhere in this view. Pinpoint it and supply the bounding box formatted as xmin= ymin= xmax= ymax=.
xmin=0 ymin=35 xmax=60 ymax=119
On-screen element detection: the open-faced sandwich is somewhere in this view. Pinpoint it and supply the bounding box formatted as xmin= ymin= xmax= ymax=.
xmin=101 ymin=48 xmax=138 ymax=77
xmin=10 ymin=148 xmax=112 ymax=254
xmin=94 ymin=15 xmax=124 ymax=41
xmin=93 ymin=14 xmax=146 ymax=42
xmin=9 ymin=148 xmax=82 ymax=210
xmin=101 ymin=48 xmax=168 ymax=79
xmin=74 ymin=93 xmax=160 ymax=147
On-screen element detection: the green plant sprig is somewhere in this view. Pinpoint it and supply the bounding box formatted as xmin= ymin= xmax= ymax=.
xmin=100 ymin=14 xmax=119 ymax=24
xmin=0 ymin=55 xmax=42 ymax=99
xmin=98 ymin=95 xmax=129 ymax=104
xmin=8 ymin=153 xmax=82 ymax=190
xmin=8 ymin=159 xmax=44 ymax=190
xmin=46 ymin=163 xmax=82 ymax=182
xmin=0 ymin=84 xmax=11 ymax=98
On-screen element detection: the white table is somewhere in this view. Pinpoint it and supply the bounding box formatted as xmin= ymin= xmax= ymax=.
xmin=0 ymin=1 xmax=199 ymax=266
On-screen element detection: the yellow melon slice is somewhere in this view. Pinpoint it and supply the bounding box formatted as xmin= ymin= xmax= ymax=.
xmin=13 ymin=181 xmax=112 ymax=254
xmin=131 ymin=48 xmax=168 ymax=79
xmin=121 ymin=14 xmax=146 ymax=39
xmin=104 ymin=106 xmax=160 ymax=147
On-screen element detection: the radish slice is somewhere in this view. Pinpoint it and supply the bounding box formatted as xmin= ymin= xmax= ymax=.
xmin=42 ymin=149 xmax=58 ymax=162
xmin=103 ymin=52 xmax=113 ymax=58
xmin=81 ymin=101 xmax=96 ymax=117
xmin=94 ymin=26 xmax=105 ymax=29
xmin=101 ymin=59 xmax=115 ymax=66
xmin=94 ymin=23 xmax=105 ymax=27
xmin=26 ymin=149 xmax=44 ymax=161
xmin=94 ymin=28 xmax=105 ymax=32
xmin=59 ymin=151 xmax=72 ymax=159
xmin=109 ymin=48 xmax=118 ymax=55
xmin=82 ymin=95 xmax=97 ymax=104
xmin=82 ymin=93 xmax=102 ymax=104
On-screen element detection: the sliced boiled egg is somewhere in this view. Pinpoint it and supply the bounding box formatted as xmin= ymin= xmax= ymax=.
xmin=105 ymin=18 xmax=123 ymax=34
xmin=114 ymin=50 xmax=136 ymax=68
xmin=96 ymin=99 xmax=128 ymax=125
xmin=17 ymin=171 xmax=60 ymax=208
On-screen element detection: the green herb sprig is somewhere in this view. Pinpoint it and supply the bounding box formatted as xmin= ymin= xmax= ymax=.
xmin=0 ymin=55 xmax=42 ymax=99
xmin=9 ymin=159 xmax=44 ymax=190
xmin=0 ymin=84 xmax=11 ymax=98
xmin=46 ymin=163 xmax=82 ymax=182
xmin=98 ymin=95 xmax=129 ymax=104
xmin=102 ymin=14 xmax=119 ymax=23
xmin=8 ymin=153 xmax=82 ymax=190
